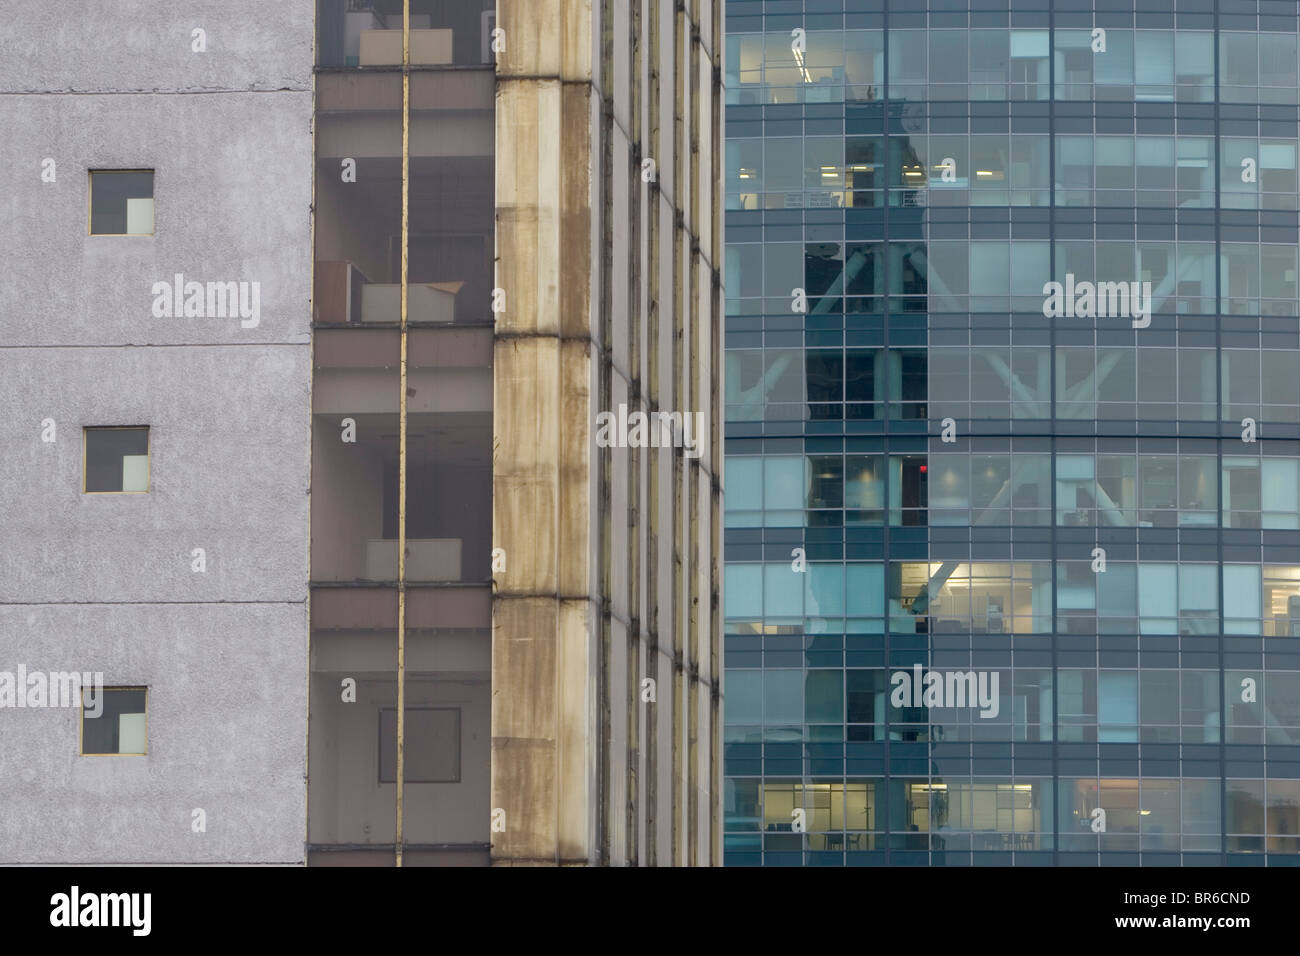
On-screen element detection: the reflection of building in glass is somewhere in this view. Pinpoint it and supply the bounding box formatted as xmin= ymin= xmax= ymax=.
xmin=723 ymin=1 xmax=1300 ymax=866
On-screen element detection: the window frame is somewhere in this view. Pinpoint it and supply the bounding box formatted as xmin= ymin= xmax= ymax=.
xmin=79 ymin=685 xmax=149 ymax=757
xmin=87 ymin=169 xmax=156 ymax=237
xmin=377 ymin=706 xmax=462 ymax=784
xmin=83 ymin=425 xmax=151 ymax=495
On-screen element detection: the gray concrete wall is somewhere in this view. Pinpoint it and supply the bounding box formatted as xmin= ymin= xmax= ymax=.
xmin=0 ymin=0 xmax=312 ymax=95
xmin=0 ymin=603 xmax=306 ymax=863
xmin=0 ymin=0 xmax=313 ymax=863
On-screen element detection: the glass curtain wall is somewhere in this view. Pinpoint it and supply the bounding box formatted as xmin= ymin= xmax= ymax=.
xmin=724 ymin=0 xmax=1300 ymax=866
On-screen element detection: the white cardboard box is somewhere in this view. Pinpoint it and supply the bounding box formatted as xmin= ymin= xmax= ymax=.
xmin=359 ymin=28 xmax=453 ymax=66
xmin=361 ymin=282 xmax=458 ymax=323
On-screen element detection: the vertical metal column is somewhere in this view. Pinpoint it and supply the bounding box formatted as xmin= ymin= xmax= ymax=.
xmin=395 ymin=0 xmax=411 ymax=868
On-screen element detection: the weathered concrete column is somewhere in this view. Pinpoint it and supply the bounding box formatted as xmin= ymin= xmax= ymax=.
xmin=492 ymin=0 xmax=722 ymax=866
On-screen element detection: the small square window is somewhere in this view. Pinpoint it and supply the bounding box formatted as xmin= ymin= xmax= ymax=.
xmin=378 ymin=707 xmax=461 ymax=783
xmin=89 ymin=170 xmax=154 ymax=235
xmin=84 ymin=426 xmax=150 ymax=493
xmin=81 ymin=687 xmax=148 ymax=755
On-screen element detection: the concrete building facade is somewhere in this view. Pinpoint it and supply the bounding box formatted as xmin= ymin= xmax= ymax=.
xmin=0 ymin=0 xmax=315 ymax=863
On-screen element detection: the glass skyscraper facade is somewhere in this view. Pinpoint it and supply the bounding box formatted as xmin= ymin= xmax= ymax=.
xmin=723 ymin=0 xmax=1300 ymax=865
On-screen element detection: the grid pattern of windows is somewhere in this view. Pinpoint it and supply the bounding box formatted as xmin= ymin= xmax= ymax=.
xmin=724 ymin=0 xmax=1300 ymax=866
